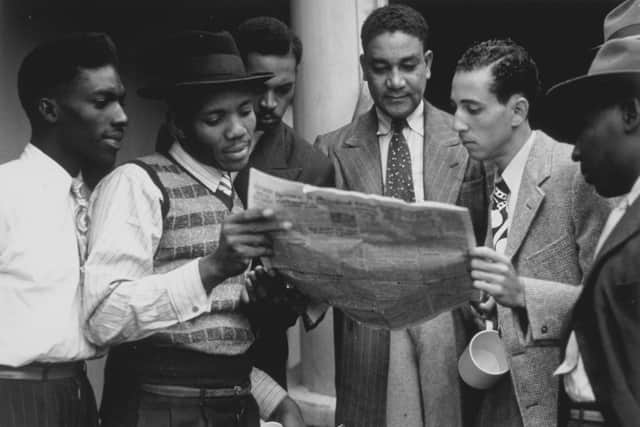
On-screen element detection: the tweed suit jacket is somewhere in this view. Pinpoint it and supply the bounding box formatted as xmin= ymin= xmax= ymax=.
xmin=315 ymin=101 xmax=488 ymax=427
xmin=475 ymin=131 xmax=612 ymax=427
xmin=572 ymin=193 xmax=640 ymax=427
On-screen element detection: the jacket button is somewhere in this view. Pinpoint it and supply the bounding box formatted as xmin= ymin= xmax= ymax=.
xmin=541 ymin=325 xmax=548 ymax=334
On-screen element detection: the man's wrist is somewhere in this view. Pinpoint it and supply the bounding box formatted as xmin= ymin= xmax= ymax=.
xmin=269 ymin=396 xmax=303 ymax=423
xmin=198 ymin=256 xmax=227 ymax=293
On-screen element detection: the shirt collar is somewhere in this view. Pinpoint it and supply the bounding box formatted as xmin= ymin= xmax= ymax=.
xmin=168 ymin=141 xmax=236 ymax=194
xmin=22 ymin=143 xmax=74 ymax=192
xmin=624 ymin=175 xmax=640 ymax=207
xmin=376 ymin=100 xmax=424 ymax=137
xmin=500 ymin=130 xmax=536 ymax=188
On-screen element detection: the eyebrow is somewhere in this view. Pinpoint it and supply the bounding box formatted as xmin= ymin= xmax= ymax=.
xmin=91 ymin=87 xmax=126 ymax=100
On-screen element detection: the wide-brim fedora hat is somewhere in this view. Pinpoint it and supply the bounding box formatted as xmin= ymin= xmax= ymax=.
xmin=138 ymin=30 xmax=272 ymax=99
xmin=545 ymin=36 xmax=640 ymax=139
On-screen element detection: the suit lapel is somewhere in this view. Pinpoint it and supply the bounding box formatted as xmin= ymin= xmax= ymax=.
xmin=334 ymin=108 xmax=384 ymax=194
xmin=505 ymin=132 xmax=551 ymax=259
xmin=589 ymin=196 xmax=640 ymax=275
xmin=251 ymin=124 xmax=303 ymax=179
xmin=421 ymin=102 xmax=468 ymax=204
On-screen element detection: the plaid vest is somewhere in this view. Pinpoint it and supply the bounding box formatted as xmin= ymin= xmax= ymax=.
xmin=134 ymin=153 xmax=253 ymax=356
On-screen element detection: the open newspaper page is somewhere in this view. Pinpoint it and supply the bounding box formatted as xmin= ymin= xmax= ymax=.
xmin=247 ymin=168 xmax=480 ymax=329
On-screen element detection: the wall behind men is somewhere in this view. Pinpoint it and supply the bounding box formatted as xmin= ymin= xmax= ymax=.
xmin=0 ymin=0 xmax=289 ymax=165
xmin=397 ymin=0 xmax=620 ymax=131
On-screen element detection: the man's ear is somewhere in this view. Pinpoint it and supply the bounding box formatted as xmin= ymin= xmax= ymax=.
xmin=360 ymin=53 xmax=368 ymax=81
xmin=37 ymin=98 xmax=58 ymax=124
xmin=510 ymin=95 xmax=529 ymax=127
xmin=424 ymin=50 xmax=433 ymax=81
xmin=621 ymin=97 xmax=640 ymax=133
xmin=167 ymin=112 xmax=185 ymax=142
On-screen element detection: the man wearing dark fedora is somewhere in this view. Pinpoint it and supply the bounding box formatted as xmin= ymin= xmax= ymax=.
xmin=546 ymin=1 xmax=640 ymax=425
xmin=82 ymin=30 xmax=305 ymax=427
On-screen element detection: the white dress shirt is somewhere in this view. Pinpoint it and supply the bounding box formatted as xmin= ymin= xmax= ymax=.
xmin=377 ymin=101 xmax=425 ymax=201
xmin=84 ymin=142 xmax=286 ymax=418
xmin=555 ymin=176 xmax=640 ymax=403
xmin=495 ymin=130 xmax=536 ymax=243
xmin=0 ymin=143 xmax=97 ymax=366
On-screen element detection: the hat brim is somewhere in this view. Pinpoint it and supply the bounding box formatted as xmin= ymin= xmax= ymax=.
xmin=544 ymin=70 xmax=640 ymax=142
xmin=137 ymin=73 xmax=273 ymax=99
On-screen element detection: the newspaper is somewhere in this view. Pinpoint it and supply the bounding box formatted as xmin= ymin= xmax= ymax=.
xmin=247 ymin=168 xmax=480 ymax=329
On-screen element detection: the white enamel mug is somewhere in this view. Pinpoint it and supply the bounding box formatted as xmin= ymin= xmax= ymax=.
xmin=458 ymin=320 xmax=509 ymax=389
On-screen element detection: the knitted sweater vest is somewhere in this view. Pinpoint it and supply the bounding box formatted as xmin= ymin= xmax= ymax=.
xmin=136 ymin=153 xmax=253 ymax=356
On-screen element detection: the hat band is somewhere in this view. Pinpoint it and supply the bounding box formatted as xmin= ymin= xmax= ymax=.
xmin=609 ymin=23 xmax=640 ymax=40
xmin=173 ymin=53 xmax=247 ymax=80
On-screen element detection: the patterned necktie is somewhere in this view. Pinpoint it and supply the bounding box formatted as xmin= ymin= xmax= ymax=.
xmin=491 ymin=177 xmax=510 ymax=253
xmin=70 ymin=178 xmax=90 ymax=265
xmin=385 ymin=119 xmax=415 ymax=202
xmin=215 ymin=172 xmax=234 ymax=210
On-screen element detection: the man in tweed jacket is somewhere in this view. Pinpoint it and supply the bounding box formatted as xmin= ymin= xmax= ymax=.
xmin=315 ymin=5 xmax=488 ymax=427
xmin=452 ymin=39 xmax=612 ymax=427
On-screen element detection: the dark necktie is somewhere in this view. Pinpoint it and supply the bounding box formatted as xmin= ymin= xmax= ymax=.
xmin=491 ymin=177 xmax=510 ymax=253
xmin=215 ymin=172 xmax=234 ymax=210
xmin=385 ymin=119 xmax=415 ymax=202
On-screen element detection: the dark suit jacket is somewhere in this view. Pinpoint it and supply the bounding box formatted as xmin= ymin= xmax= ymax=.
xmin=235 ymin=122 xmax=334 ymax=203
xmin=476 ymin=131 xmax=611 ymax=427
xmin=573 ymin=193 xmax=640 ymax=427
xmin=235 ymin=121 xmax=334 ymax=388
xmin=315 ymin=102 xmax=488 ymax=427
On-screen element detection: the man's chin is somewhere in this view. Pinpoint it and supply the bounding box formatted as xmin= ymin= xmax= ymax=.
xmin=594 ymin=179 xmax=630 ymax=198
xmin=219 ymin=157 xmax=251 ymax=173
xmin=381 ymin=104 xmax=415 ymax=120
xmin=257 ymin=118 xmax=281 ymax=130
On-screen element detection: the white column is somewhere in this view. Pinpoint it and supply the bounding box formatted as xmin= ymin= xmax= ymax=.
xmin=289 ymin=0 xmax=387 ymax=398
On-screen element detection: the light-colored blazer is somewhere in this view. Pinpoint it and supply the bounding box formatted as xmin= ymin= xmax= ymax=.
xmin=476 ymin=131 xmax=612 ymax=427
xmin=315 ymin=101 xmax=488 ymax=427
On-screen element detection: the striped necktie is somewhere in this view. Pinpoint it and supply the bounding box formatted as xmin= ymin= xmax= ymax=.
xmin=491 ymin=177 xmax=510 ymax=253
xmin=215 ymin=172 xmax=234 ymax=210
xmin=70 ymin=178 xmax=90 ymax=264
xmin=385 ymin=119 xmax=415 ymax=202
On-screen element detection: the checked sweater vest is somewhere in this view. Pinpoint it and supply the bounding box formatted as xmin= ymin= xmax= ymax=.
xmin=136 ymin=153 xmax=253 ymax=356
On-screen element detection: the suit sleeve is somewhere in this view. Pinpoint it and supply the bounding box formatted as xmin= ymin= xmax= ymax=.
xmin=315 ymin=135 xmax=347 ymax=191
xmin=523 ymin=168 xmax=613 ymax=342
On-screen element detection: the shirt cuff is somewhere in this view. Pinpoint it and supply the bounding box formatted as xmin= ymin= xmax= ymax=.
xmin=250 ymin=367 xmax=288 ymax=420
xmin=167 ymin=259 xmax=210 ymax=322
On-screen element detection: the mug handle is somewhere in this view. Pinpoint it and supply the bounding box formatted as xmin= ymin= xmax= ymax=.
xmin=485 ymin=320 xmax=494 ymax=331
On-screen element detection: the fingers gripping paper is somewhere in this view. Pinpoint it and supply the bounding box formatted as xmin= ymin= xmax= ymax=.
xmin=247 ymin=168 xmax=480 ymax=329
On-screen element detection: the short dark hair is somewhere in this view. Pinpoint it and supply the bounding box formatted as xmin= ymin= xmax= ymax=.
xmin=18 ymin=32 xmax=119 ymax=124
xmin=236 ymin=17 xmax=302 ymax=65
xmin=456 ymin=39 xmax=541 ymax=108
xmin=361 ymin=4 xmax=429 ymax=52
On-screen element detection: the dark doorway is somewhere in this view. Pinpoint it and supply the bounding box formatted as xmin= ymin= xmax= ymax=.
xmin=395 ymin=0 xmax=620 ymax=129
